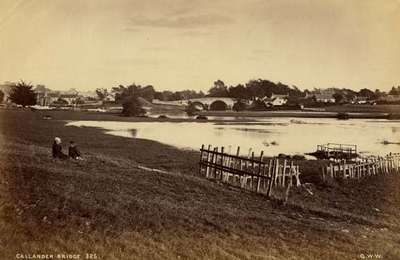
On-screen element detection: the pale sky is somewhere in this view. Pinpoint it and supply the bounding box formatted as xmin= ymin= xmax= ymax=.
xmin=0 ymin=0 xmax=399 ymax=92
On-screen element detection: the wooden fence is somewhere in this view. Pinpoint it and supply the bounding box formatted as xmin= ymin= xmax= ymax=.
xmin=199 ymin=145 xmax=301 ymax=197
xmin=321 ymin=153 xmax=400 ymax=181
xmin=317 ymin=143 xmax=357 ymax=157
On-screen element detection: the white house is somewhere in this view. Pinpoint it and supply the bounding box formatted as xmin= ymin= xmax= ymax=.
xmin=313 ymin=93 xmax=335 ymax=103
xmin=104 ymin=93 xmax=116 ymax=102
xmin=263 ymin=94 xmax=288 ymax=106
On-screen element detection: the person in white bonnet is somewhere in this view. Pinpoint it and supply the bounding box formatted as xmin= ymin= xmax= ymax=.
xmin=52 ymin=137 xmax=68 ymax=159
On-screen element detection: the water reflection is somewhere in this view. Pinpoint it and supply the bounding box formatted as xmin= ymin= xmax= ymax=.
xmin=66 ymin=118 xmax=400 ymax=157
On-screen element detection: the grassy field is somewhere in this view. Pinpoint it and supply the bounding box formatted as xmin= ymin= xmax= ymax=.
xmin=1 ymin=109 xmax=400 ymax=259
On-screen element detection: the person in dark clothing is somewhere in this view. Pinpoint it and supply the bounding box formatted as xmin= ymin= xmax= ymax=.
xmin=69 ymin=141 xmax=82 ymax=160
xmin=52 ymin=137 xmax=68 ymax=159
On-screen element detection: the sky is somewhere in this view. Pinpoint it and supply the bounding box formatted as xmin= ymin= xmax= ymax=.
xmin=0 ymin=0 xmax=399 ymax=92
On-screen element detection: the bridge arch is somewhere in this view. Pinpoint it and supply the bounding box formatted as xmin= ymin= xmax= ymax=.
xmin=210 ymin=100 xmax=228 ymax=111
xmin=190 ymin=101 xmax=207 ymax=110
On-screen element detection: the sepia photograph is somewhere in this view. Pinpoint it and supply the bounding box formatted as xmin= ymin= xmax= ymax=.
xmin=0 ymin=0 xmax=399 ymax=259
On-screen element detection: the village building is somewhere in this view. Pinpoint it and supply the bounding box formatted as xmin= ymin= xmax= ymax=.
xmin=59 ymin=94 xmax=79 ymax=105
xmin=379 ymin=94 xmax=400 ymax=103
xmin=314 ymin=93 xmax=335 ymax=103
xmin=262 ymin=94 xmax=288 ymax=106
xmin=0 ymin=81 xmax=15 ymax=102
xmin=352 ymin=96 xmax=369 ymax=104
xmin=306 ymin=89 xmax=336 ymax=103
xmin=103 ymin=93 xmax=116 ymax=102
xmin=34 ymin=85 xmax=61 ymax=106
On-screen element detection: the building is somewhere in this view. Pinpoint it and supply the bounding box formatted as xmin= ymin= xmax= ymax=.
xmin=352 ymin=96 xmax=368 ymax=104
xmin=34 ymin=85 xmax=61 ymax=106
xmin=0 ymin=81 xmax=15 ymax=102
xmin=313 ymin=93 xmax=335 ymax=103
xmin=262 ymin=94 xmax=288 ymax=106
xmin=104 ymin=93 xmax=116 ymax=102
xmin=59 ymin=94 xmax=79 ymax=105
xmin=378 ymin=94 xmax=400 ymax=103
xmin=306 ymin=90 xmax=336 ymax=103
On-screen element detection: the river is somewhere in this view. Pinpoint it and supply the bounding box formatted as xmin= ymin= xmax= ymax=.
xmin=66 ymin=118 xmax=400 ymax=157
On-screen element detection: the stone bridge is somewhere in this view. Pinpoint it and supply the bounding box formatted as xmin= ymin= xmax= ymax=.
xmin=186 ymin=97 xmax=236 ymax=110
xmin=153 ymin=97 xmax=237 ymax=110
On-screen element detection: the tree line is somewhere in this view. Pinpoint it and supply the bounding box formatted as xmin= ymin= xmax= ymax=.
xmin=3 ymin=79 xmax=400 ymax=116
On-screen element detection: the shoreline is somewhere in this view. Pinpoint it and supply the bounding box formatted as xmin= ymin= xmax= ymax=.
xmin=197 ymin=110 xmax=390 ymax=119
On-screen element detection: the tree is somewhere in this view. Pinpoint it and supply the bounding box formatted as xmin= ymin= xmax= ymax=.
xmin=154 ymin=90 xmax=173 ymax=101
xmin=389 ymin=86 xmax=400 ymax=95
xmin=185 ymin=101 xmax=202 ymax=115
xmin=374 ymin=89 xmax=385 ymax=99
xmin=232 ymin=100 xmax=247 ymax=111
xmin=358 ymin=88 xmax=376 ymax=100
xmin=112 ymin=83 xmax=154 ymax=116
xmin=121 ymin=96 xmax=145 ymax=116
xmin=333 ymin=93 xmax=343 ymax=103
xmin=52 ymin=98 xmax=68 ymax=106
xmin=95 ymin=88 xmax=108 ymax=100
xmin=0 ymin=90 xmax=4 ymax=103
xmin=112 ymin=83 xmax=155 ymax=103
xmin=229 ymin=84 xmax=248 ymax=99
xmin=208 ymin=80 xmax=229 ymax=97
xmin=249 ymin=99 xmax=267 ymax=111
xmin=111 ymin=85 xmax=126 ymax=103
xmin=9 ymin=80 xmax=36 ymax=107
xmin=246 ymin=80 xmax=266 ymax=99
xmin=140 ymin=85 xmax=156 ymax=102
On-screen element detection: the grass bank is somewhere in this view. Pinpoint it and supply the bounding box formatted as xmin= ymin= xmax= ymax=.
xmin=1 ymin=110 xmax=400 ymax=259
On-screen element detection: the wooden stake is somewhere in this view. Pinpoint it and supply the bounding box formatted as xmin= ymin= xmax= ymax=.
xmin=199 ymin=144 xmax=204 ymax=175
xmin=205 ymin=144 xmax=211 ymax=178
xmin=282 ymin=159 xmax=287 ymax=187
xmin=256 ymin=151 xmax=264 ymax=193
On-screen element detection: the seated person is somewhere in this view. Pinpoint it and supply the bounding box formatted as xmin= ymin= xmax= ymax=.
xmin=69 ymin=141 xmax=82 ymax=160
xmin=52 ymin=137 xmax=68 ymax=159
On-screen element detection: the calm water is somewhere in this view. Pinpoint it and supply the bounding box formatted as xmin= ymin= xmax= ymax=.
xmin=66 ymin=118 xmax=400 ymax=157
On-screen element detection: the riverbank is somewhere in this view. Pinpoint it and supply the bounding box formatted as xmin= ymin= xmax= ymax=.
xmin=1 ymin=110 xmax=400 ymax=259
xmin=197 ymin=110 xmax=390 ymax=119
xmin=195 ymin=104 xmax=400 ymax=119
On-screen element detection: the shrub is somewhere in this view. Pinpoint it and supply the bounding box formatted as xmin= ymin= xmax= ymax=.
xmin=249 ymin=99 xmax=267 ymax=111
xmin=121 ymin=97 xmax=145 ymax=116
xmin=9 ymin=80 xmax=36 ymax=107
xmin=232 ymin=100 xmax=247 ymax=111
